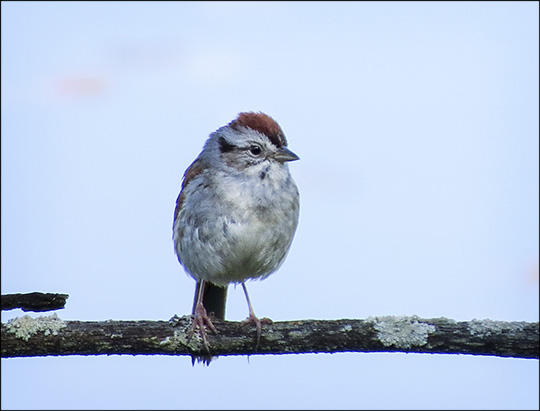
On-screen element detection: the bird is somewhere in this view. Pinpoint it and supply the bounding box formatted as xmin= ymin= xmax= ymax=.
xmin=173 ymin=111 xmax=300 ymax=363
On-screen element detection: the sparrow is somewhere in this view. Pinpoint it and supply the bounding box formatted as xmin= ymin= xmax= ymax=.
xmin=173 ymin=112 xmax=300 ymax=363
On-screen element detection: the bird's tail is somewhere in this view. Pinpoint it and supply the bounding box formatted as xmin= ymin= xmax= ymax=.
xmin=193 ymin=281 xmax=227 ymax=320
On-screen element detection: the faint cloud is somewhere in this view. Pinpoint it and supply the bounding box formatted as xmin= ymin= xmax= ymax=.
xmin=53 ymin=75 xmax=108 ymax=98
xmin=107 ymin=39 xmax=183 ymax=71
xmin=2 ymin=74 xmax=108 ymax=107
xmin=183 ymin=49 xmax=246 ymax=82
xmin=103 ymin=38 xmax=247 ymax=84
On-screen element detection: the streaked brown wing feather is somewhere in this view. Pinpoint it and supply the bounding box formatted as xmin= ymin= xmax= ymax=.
xmin=173 ymin=158 xmax=206 ymax=225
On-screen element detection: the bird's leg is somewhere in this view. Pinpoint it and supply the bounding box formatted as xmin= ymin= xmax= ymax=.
xmin=189 ymin=280 xmax=218 ymax=353
xmin=241 ymin=282 xmax=272 ymax=346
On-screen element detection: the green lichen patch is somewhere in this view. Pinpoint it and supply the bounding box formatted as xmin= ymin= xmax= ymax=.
xmin=368 ymin=315 xmax=436 ymax=349
xmin=5 ymin=313 xmax=66 ymax=341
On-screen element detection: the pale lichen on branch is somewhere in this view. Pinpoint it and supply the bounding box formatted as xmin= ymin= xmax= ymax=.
xmin=368 ymin=315 xmax=437 ymax=349
xmin=5 ymin=313 xmax=67 ymax=341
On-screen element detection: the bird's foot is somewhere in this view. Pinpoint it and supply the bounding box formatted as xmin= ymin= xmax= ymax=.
xmin=188 ymin=302 xmax=218 ymax=355
xmin=242 ymin=315 xmax=273 ymax=346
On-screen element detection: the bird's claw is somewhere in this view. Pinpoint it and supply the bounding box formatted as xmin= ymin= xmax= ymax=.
xmin=242 ymin=315 xmax=272 ymax=346
xmin=189 ymin=304 xmax=218 ymax=354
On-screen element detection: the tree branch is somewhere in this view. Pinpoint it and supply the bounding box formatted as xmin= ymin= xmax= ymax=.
xmin=2 ymin=314 xmax=538 ymax=359
xmin=1 ymin=293 xmax=69 ymax=312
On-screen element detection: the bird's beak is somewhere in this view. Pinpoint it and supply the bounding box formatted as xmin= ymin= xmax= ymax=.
xmin=273 ymin=147 xmax=300 ymax=163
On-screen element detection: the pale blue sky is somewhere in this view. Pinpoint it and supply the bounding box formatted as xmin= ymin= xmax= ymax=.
xmin=2 ymin=1 xmax=538 ymax=409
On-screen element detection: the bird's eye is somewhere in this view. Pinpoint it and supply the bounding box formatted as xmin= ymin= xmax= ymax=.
xmin=249 ymin=145 xmax=262 ymax=156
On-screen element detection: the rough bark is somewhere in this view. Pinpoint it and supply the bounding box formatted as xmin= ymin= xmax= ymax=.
xmin=1 ymin=292 xmax=68 ymax=312
xmin=2 ymin=314 xmax=538 ymax=360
